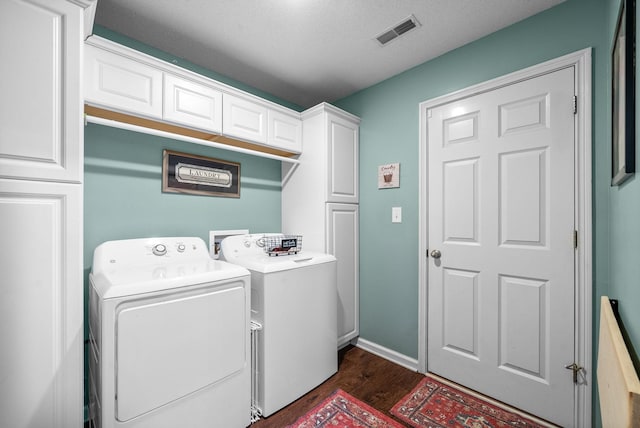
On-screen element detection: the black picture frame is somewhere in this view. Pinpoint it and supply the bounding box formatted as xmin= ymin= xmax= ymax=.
xmin=162 ymin=149 xmax=240 ymax=197
xmin=612 ymin=0 xmax=636 ymax=186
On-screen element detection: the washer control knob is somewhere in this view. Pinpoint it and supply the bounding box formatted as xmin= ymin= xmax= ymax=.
xmin=177 ymin=244 xmax=186 ymax=252
xmin=152 ymin=244 xmax=167 ymax=256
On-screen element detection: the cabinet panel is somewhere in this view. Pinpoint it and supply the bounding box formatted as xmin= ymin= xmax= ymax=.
xmin=164 ymin=74 xmax=223 ymax=133
xmin=222 ymin=94 xmax=268 ymax=144
xmin=0 ymin=0 xmax=82 ymax=182
xmin=0 ymin=179 xmax=83 ymax=428
xmin=85 ymin=44 xmax=163 ymax=119
xmin=327 ymin=115 xmax=359 ymax=203
xmin=326 ymin=203 xmax=359 ymax=347
xmin=268 ymin=110 xmax=302 ymax=153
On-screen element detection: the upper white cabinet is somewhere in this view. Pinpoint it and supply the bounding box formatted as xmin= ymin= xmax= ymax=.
xmin=327 ymin=113 xmax=359 ymax=203
xmin=222 ymin=94 xmax=268 ymax=144
xmin=268 ymin=109 xmax=302 ymax=153
xmin=84 ymin=36 xmax=303 ymax=156
xmin=85 ymin=44 xmax=163 ymax=119
xmin=164 ymin=73 xmax=223 ymax=133
xmin=0 ymin=0 xmax=85 ymax=183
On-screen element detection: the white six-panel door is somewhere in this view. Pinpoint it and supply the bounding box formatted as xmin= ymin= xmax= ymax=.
xmin=427 ymin=67 xmax=575 ymax=427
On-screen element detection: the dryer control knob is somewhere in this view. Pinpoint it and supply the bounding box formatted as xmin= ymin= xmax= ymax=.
xmin=152 ymin=243 xmax=167 ymax=256
xmin=177 ymin=244 xmax=186 ymax=252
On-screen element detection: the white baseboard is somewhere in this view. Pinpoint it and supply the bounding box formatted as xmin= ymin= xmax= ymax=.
xmin=354 ymin=338 xmax=419 ymax=372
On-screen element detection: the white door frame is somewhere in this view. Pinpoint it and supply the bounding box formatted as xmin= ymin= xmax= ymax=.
xmin=417 ymin=48 xmax=592 ymax=427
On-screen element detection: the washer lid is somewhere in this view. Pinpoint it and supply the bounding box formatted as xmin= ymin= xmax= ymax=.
xmin=219 ymin=233 xmax=336 ymax=273
xmin=222 ymin=251 xmax=336 ymax=274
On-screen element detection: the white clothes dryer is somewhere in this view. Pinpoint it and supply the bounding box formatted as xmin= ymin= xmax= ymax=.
xmin=88 ymin=237 xmax=251 ymax=428
xmin=220 ymin=233 xmax=337 ymax=418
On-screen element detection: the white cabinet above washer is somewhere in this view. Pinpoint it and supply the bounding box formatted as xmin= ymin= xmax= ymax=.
xmin=327 ymin=112 xmax=359 ymax=203
xmin=268 ymin=109 xmax=302 ymax=153
xmin=164 ymin=73 xmax=223 ymax=133
xmin=222 ymin=93 xmax=268 ymax=144
xmin=220 ymin=95 xmax=304 ymax=153
xmin=84 ymin=36 xmax=303 ymax=158
xmin=85 ymin=44 xmax=163 ymax=119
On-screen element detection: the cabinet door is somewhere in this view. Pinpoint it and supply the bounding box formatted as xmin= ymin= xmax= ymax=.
xmin=0 ymin=179 xmax=82 ymax=428
xmin=222 ymin=94 xmax=268 ymax=144
xmin=0 ymin=0 xmax=83 ymax=183
xmin=164 ymin=74 xmax=223 ymax=133
xmin=268 ymin=110 xmax=302 ymax=153
xmin=327 ymin=114 xmax=359 ymax=203
xmin=85 ymin=44 xmax=163 ymax=118
xmin=326 ymin=203 xmax=359 ymax=347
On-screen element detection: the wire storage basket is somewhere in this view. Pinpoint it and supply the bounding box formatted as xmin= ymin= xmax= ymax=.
xmin=261 ymin=235 xmax=302 ymax=256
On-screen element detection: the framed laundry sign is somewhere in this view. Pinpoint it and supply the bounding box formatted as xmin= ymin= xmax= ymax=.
xmin=162 ymin=150 xmax=240 ymax=197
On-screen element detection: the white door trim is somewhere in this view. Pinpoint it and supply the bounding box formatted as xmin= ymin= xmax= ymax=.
xmin=417 ymin=48 xmax=592 ymax=427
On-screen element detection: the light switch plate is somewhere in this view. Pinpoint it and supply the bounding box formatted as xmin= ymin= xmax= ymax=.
xmin=392 ymin=207 xmax=402 ymax=223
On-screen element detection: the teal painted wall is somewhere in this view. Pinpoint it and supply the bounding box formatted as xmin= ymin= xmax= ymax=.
xmin=84 ymin=124 xmax=282 ymax=265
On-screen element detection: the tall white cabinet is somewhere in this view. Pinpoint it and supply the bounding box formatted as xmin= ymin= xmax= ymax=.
xmin=0 ymin=1 xmax=94 ymax=427
xmin=282 ymin=103 xmax=360 ymax=347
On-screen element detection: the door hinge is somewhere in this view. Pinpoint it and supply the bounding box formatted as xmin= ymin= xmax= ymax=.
xmin=573 ymin=95 xmax=577 ymax=114
xmin=565 ymin=362 xmax=584 ymax=384
xmin=573 ymin=230 xmax=578 ymax=249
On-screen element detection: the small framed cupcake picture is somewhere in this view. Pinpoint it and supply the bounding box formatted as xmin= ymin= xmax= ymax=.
xmin=378 ymin=163 xmax=400 ymax=189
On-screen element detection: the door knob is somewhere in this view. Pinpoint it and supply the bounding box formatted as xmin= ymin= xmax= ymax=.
xmin=430 ymin=249 xmax=441 ymax=259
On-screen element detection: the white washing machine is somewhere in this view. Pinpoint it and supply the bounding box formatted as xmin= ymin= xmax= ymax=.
xmin=88 ymin=237 xmax=251 ymax=428
xmin=220 ymin=233 xmax=337 ymax=418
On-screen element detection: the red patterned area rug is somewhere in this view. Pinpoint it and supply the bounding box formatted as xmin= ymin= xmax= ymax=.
xmin=287 ymin=389 xmax=403 ymax=428
xmin=391 ymin=376 xmax=550 ymax=428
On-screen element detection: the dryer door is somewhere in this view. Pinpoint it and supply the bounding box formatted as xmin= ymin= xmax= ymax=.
xmin=115 ymin=281 xmax=248 ymax=421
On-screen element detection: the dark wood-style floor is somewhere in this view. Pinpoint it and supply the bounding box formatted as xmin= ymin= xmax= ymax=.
xmin=252 ymin=345 xmax=424 ymax=427
xmin=85 ymin=345 xmax=424 ymax=427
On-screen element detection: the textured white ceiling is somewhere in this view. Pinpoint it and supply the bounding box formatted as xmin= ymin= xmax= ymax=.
xmin=94 ymin=0 xmax=566 ymax=108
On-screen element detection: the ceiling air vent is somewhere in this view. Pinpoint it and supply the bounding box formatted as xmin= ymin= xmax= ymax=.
xmin=376 ymin=15 xmax=421 ymax=46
